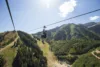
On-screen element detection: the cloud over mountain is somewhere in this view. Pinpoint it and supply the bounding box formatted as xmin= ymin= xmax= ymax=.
xmin=59 ymin=0 xmax=77 ymax=17
xmin=90 ymin=16 xmax=100 ymax=21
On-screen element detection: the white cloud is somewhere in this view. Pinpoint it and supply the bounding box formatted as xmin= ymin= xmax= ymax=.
xmin=90 ymin=16 xmax=100 ymax=21
xmin=59 ymin=0 xmax=77 ymax=17
xmin=46 ymin=3 xmax=50 ymax=8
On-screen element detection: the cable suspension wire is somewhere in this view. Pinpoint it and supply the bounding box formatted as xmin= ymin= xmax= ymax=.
xmin=5 ymin=0 xmax=16 ymax=31
xmin=29 ymin=8 xmax=100 ymax=32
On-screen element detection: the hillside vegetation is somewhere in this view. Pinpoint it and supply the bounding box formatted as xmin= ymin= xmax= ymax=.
xmin=37 ymin=39 xmax=68 ymax=67
xmin=0 ymin=31 xmax=17 ymax=48
xmin=50 ymin=39 xmax=100 ymax=55
xmin=13 ymin=31 xmax=47 ymax=67
xmin=0 ymin=31 xmax=47 ymax=67
xmin=73 ymin=53 xmax=100 ymax=67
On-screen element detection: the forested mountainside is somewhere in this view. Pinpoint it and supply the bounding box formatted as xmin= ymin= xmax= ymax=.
xmin=49 ymin=39 xmax=100 ymax=66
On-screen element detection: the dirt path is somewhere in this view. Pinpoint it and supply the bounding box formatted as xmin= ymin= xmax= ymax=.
xmin=91 ymin=50 xmax=100 ymax=60
xmin=0 ymin=37 xmax=18 ymax=53
xmin=37 ymin=40 xmax=69 ymax=67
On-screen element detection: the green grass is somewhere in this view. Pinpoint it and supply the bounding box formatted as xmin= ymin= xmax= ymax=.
xmin=37 ymin=40 xmax=49 ymax=56
xmin=0 ymin=47 xmax=17 ymax=67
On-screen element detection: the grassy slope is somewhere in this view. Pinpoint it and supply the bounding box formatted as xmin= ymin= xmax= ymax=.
xmin=0 ymin=32 xmax=18 ymax=67
xmin=37 ymin=40 xmax=68 ymax=67
xmin=37 ymin=40 xmax=49 ymax=56
xmin=0 ymin=31 xmax=17 ymax=47
xmin=0 ymin=47 xmax=17 ymax=67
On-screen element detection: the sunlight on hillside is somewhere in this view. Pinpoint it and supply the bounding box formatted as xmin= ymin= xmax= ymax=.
xmin=0 ymin=37 xmax=18 ymax=67
xmin=37 ymin=40 xmax=69 ymax=67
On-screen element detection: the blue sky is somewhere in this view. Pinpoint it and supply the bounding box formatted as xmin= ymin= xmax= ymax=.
xmin=0 ymin=0 xmax=100 ymax=33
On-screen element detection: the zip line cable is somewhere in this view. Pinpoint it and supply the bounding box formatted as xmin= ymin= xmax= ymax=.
xmin=29 ymin=8 xmax=100 ymax=32
xmin=5 ymin=0 xmax=16 ymax=31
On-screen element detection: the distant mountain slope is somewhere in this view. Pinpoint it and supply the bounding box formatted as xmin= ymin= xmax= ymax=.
xmin=35 ymin=23 xmax=100 ymax=40
xmin=83 ymin=22 xmax=97 ymax=28
xmin=88 ymin=23 xmax=100 ymax=35
xmin=54 ymin=24 xmax=100 ymax=40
